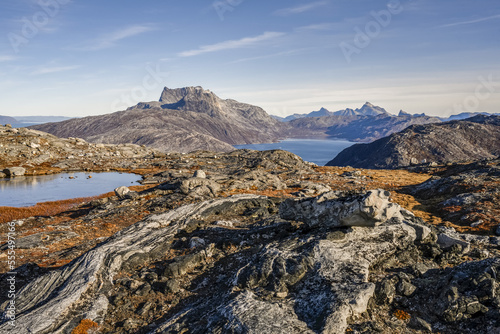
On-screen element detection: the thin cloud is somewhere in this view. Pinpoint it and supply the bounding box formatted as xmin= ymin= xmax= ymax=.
xmin=178 ymin=32 xmax=286 ymax=57
xmin=31 ymin=65 xmax=80 ymax=75
xmin=231 ymin=48 xmax=312 ymax=63
xmin=295 ymin=23 xmax=334 ymax=32
xmin=0 ymin=55 xmax=16 ymax=62
xmin=274 ymin=1 xmax=328 ymax=16
xmin=78 ymin=25 xmax=156 ymax=51
xmin=439 ymin=14 xmax=500 ymax=28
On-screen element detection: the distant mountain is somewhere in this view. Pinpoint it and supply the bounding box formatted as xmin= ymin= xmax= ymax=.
xmin=355 ymin=102 xmax=389 ymax=116
xmin=15 ymin=116 xmax=74 ymax=123
xmin=31 ymin=86 xmax=284 ymax=153
xmin=327 ymin=115 xmax=500 ymax=169
xmin=0 ymin=115 xmax=18 ymax=125
xmin=440 ymin=112 xmax=500 ymax=122
xmin=286 ymin=110 xmax=441 ymax=142
xmin=275 ymin=102 xmax=389 ymax=122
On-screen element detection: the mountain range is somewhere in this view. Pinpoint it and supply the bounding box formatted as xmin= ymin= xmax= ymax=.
xmin=273 ymin=102 xmax=389 ymax=122
xmin=21 ymin=86 xmax=500 ymax=156
xmin=282 ymin=104 xmax=442 ymax=142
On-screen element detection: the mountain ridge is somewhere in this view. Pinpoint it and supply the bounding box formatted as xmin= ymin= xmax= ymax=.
xmin=327 ymin=115 xmax=500 ymax=169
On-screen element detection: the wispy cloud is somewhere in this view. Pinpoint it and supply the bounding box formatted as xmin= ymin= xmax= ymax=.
xmin=178 ymin=32 xmax=286 ymax=57
xmin=295 ymin=23 xmax=334 ymax=32
xmin=77 ymin=24 xmax=156 ymax=51
xmin=231 ymin=48 xmax=311 ymax=63
xmin=31 ymin=65 xmax=80 ymax=75
xmin=439 ymin=14 xmax=500 ymax=28
xmin=274 ymin=1 xmax=328 ymax=16
xmin=0 ymin=55 xmax=16 ymax=62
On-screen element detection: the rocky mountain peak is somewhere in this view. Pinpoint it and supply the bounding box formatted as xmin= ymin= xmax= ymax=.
xmin=159 ymin=86 xmax=222 ymax=114
xmin=398 ymin=110 xmax=411 ymax=116
xmin=356 ymin=102 xmax=389 ymax=116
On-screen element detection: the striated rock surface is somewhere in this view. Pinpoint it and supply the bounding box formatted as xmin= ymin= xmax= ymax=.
xmin=0 ymin=191 xmax=422 ymax=334
xmin=327 ymin=115 xmax=500 ymax=168
xmin=31 ymin=86 xmax=284 ymax=153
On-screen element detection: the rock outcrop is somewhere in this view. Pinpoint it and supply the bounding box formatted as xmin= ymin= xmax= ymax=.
xmin=327 ymin=115 xmax=500 ymax=169
xmin=0 ymin=124 xmax=157 ymax=176
xmin=31 ymin=86 xmax=284 ymax=153
xmin=0 ymin=191 xmax=426 ymax=334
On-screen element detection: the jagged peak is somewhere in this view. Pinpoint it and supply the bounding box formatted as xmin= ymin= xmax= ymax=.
xmin=159 ymin=86 xmax=217 ymax=103
xmin=356 ymin=102 xmax=388 ymax=116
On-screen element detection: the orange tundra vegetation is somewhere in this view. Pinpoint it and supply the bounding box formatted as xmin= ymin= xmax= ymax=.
xmin=71 ymin=319 xmax=99 ymax=334
xmin=0 ymin=185 xmax=153 ymax=225
xmin=0 ymin=194 xmax=110 ymax=224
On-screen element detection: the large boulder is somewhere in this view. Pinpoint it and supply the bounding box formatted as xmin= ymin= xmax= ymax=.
xmin=280 ymin=189 xmax=403 ymax=228
xmin=3 ymin=167 xmax=26 ymax=177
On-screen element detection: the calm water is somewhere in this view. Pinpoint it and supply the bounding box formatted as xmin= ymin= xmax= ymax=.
xmin=0 ymin=172 xmax=141 ymax=207
xmin=234 ymin=138 xmax=354 ymax=166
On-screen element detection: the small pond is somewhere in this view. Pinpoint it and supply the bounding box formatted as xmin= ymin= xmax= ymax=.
xmin=0 ymin=172 xmax=141 ymax=207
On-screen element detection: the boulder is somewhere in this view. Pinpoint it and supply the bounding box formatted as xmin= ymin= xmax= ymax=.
xmin=280 ymin=189 xmax=403 ymax=228
xmin=179 ymin=177 xmax=221 ymax=197
xmin=3 ymin=167 xmax=26 ymax=177
xmin=193 ymin=170 xmax=206 ymax=178
xmin=114 ymin=186 xmax=131 ymax=199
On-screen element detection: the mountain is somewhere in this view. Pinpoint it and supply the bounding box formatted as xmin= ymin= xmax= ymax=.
xmin=440 ymin=112 xmax=500 ymax=122
xmin=287 ymin=111 xmax=441 ymax=142
xmin=276 ymin=102 xmax=389 ymax=122
xmin=14 ymin=116 xmax=74 ymax=123
xmin=327 ymin=115 xmax=500 ymax=169
xmin=31 ymin=86 xmax=284 ymax=153
xmin=354 ymin=101 xmax=389 ymax=116
xmin=0 ymin=115 xmax=18 ymax=125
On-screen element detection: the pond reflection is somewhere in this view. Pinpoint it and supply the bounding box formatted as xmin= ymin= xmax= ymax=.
xmin=0 ymin=172 xmax=141 ymax=207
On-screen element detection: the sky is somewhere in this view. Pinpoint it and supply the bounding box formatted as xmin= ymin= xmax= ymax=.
xmin=0 ymin=0 xmax=499 ymax=118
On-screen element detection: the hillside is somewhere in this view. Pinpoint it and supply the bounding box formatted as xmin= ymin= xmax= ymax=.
xmin=31 ymin=86 xmax=284 ymax=153
xmin=327 ymin=115 xmax=500 ymax=168
xmin=0 ymin=115 xmax=17 ymax=125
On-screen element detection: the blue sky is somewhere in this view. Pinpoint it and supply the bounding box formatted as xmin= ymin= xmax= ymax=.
xmin=1 ymin=0 xmax=499 ymax=117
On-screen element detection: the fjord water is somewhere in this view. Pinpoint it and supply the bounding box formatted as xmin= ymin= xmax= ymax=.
xmin=234 ymin=138 xmax=354 ymax=166
xmin=0 ymin=172 xmax=141 ymax=207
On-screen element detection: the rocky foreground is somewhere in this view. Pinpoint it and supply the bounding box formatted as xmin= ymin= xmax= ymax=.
xmin=1 ymin=127 xmax=500 ymax=333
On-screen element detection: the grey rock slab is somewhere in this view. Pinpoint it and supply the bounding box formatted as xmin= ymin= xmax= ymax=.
xmin=437 ymin=229 xmax=471 ymax=253
xmin=152 ymin=215 xmax=418 ymax=334
xmin=218 ymin=291 xmax=315 ymax=334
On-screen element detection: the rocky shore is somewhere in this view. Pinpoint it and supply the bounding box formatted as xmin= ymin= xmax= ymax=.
xmin=1 ymin=126 xmax=500 ymax=333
